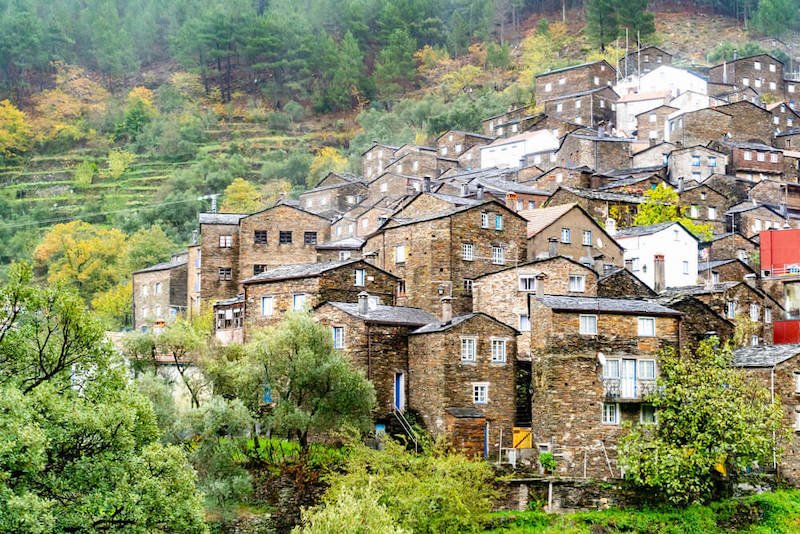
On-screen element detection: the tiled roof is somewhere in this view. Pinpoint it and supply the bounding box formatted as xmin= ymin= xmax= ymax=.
xmin=533 ymin=295 xmax=681 ymax=315
xmin=133 ymin=257 xmax=187 ymax=274
xmin=613 ymin=222 xmax=680 ymax=239
xmin=199 ymin=212 xmax=247 ymax=225
xmin=733 ymin=344 xmax=800 ymax=367
xmin=519 ymin=204 xmax=575 ymax=237
xmin=241 ymin=259 xmax=362 ymax=284
xmin=327 ymin=302 xmax=436 ymax=326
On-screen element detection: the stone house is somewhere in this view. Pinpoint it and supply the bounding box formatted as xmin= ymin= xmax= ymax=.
xmin=363 ymin=200 xmax=528 ymax=317
xmin=367 ymin=171 xmax=424 ymax=199
xmin=299 ymin=180 xmax=367 ymax=218
xmin=631 ymin=141 xmax=677 ymax=168
xmin=331 ymin=196 xmax=407 ymax=240
xmin=520 ymin=203 xmax=624 ymax=267
xmin=668 ymin=145 xmax=728 ymax=183
xmin=555 ymin=132 xmax=634 ymax=174
xmin=782 ymin=150 xmax=800 ymax=183
xmin=409 ymin=308 xmax=519 ymax=457
xmin=775 ymin=128 xmax=800 ymax=149
xmin=713 ymin=101 xmax=776 ymax=144
xmin=619 ymin=46 xmax=673 ymax=76
xmin=635 ymin=104 xmax=678 ymax=143
xmin=656 ymin=294 xmax=735 ymax=349
xmin=733 ymin=344 xmax=800 ymax=485
xmin=530 ymin=166 xmax=594 ymax=192
xmin=544 ymin=186 xmax=644 ymax=227
xmin=709 ymin=53 xmax=786 ymax=99
xmin=132 ymin=252 xmax=188 ymax=331
xmin=596 ymin=173 xmax=668 ymax=195
xmin=726 ymin=202 xmax=788 ymax=238
xmin=665 ymin=108 xmax=731 ymax=147
xmin=612 ymin=222 xmax=699 ymax=291
xmin=535 ymin=60 xmax=616 ymax=102
xmin=749 ymin=180 xmax=800 ymax=214
xmin=472 ymin=256 xmax=599 ymax=360
xmin=186 ymin=243 xmax=201 ymax=318
xmin=615 ymin=90 xmax=670 ymax=135
xmin=436 ymin=130 xmax=495 ymax=159
xmin=240 ymin=259 xmax=398 ymax=338
xmin=699 ymin=232 xmax=759 ymax=265
xmin=597 ymin=267 xmax=657 ymax=298
xmin=529 ymin=295 xmax=681 ymax=478
xmin=768 ymin=102 xmax=800 ymax=132
xmin=314 ymin=295 xmax=436 ymax=420
xmin=362 ymin=143 xmax=398 ymax=181
xmin=238 ymin=203 xmax=332 ymax=280
xmin=542 ymin=87 xmax=619 ymax=128
xmin=660 ymin=281 xmax=780 ymax=345
xmin=698 ymin=258 xmax=756 ymax=284
xmin=481 ymin=105 xmax=535 ymax=136
xmin=213 ymin=295 xmax=244 ymax=345
xmin=713 ymin=85 xmax=761 ymax=105
xmin=722 ymin=141 xmax=784 ymax=182
xmin=198 ymin=212 xmax=247 ymax=303
xmin=315 ymin=237 xmax=365 ymax=263
xmin=679 ymin=183 xmax=730 ymax=234
xmin=384 ymin=145 xmax=440 ymax=179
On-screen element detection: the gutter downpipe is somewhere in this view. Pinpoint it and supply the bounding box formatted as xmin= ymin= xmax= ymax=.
xmin=771 ymin=364 xmax=777 ymax=470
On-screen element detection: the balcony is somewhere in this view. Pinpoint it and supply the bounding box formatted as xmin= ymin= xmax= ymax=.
xmin=603 ymin=378 xmax=657 ymax=402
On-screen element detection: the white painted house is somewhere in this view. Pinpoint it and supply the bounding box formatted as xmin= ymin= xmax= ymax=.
xmin=480 ymin=130 xmax=561 ymax=169
xmin=611 ymin=221 xmax=699 ymax=291
xmin=614 ymin=90 xmax=670 ymax=135
xmin=615 ymin=66 xmax=707 ymax=100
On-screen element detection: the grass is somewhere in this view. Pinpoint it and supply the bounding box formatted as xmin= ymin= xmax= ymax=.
xmin=485 ymin=490 xmax=800 ymax=533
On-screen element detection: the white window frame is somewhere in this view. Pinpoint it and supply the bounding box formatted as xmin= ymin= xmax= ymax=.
xmin=765 ymin=307 xmax=772 ymax=324
xmin=561 ymin=227 xmax=571 ymax=243
xmin=395 ymin=245 xmax=406 ymax=264
xmin=602 ymin=402 xmax=619 ymax=425
xmin=708 ymin=207 xmax=717 ymax=220
xmin=491 ymin=338 xmax=508 ymax=363
xmin=219 ymin=235 xmax=233 ymax=248
xmin=795 ymin=372 xmax=800 ymax=394
xmin=260 ymin=296 xmax=275 ymax=317
xmin=579 ymin=314 xmax=598 ymax=335
xmin=332 ymin=326 xmax=345 ymax=349
xmin=481 ymin=212 xmax=489 ymax=228
xmin=582 ymin=230 xmax=592 ymax=246
xmin=519 ymin=313 xmax=531 ymax=332
xmin=354 ymin=269 xmax=366 ymax=287
xmin=462 ymin=243 xmax=474 ymax=261
xmin=569 ymin=275 xmax=586 ymax=293
xmin=639 ymin=359 xmax=656 ymax=380
xmin=460 ymin=336 xmax=476 ymax=362
xmin=492 ymin=246 xmax=505 ymax=265
xmin=603 ymin=359 xmax=620 ymax=379
xmin=519 ymin=275 xmax=537 ymax=292
xmin=637 ymin=317 xmax=656 ymax=337
xmin=292 ymin=293 xmax=307 ymax=311
xmin=682 ymin=261 xmax=689 ymax=275
xmin=640 ymin=405 xmax=657 ymax=425
xmin=473 ymin=383 xmax=489 ymax=404
xmin=750 ymin=303 xmax=760 ymax=321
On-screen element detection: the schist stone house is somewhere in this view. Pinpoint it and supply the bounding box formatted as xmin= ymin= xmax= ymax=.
xmin=132 ymin=252 xmax=188 ymax=331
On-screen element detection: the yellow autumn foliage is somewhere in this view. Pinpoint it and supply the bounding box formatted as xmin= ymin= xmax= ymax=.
xmin=308 ymin=147 xmax=348 ymax=188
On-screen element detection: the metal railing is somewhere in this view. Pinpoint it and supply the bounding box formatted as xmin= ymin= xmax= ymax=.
xmin=391 ymin=408 xmax=419 ymax=452
xmin=603 ymin=378 xmax=657 ymax=401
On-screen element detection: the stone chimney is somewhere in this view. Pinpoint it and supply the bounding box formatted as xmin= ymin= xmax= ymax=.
xmin=476 ymin=184 xmax=484 ymax=200
xmin=440 ymin=296 xmax=453 ymax=323
xmin=605 ymin=218 xmax=617 ymax=236
xmin=460 ymin=183 xmax=469 ymax=197
xmin=677 ymin=176 xmax=684 ymax=193
xmin=423 ymin=176 xmax=432 ymax=192
xmin=358 ymin=291 xmax=369 ymax=315
xmin=548 ymin=238 xmax=558 ymax=258
xmin=535 ymin=273 xmax=546 ymax=297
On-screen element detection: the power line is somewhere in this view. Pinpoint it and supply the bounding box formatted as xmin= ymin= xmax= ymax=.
xmin=0 ymin=197 xmax=205 ymax=230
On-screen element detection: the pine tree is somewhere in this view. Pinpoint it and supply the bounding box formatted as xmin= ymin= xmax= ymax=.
xmin=616 ymin=0 xmax=655 ymax=46
xmin=585 ymin=0 xmax=619 ymax=52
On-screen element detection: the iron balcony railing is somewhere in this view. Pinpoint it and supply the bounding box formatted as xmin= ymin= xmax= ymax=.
xmin=603 ymin=378 xmax=657 ymax=401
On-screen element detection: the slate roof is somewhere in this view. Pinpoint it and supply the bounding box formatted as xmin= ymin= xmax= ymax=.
xmin=532 ymin=295 xmax=681 ymax=316
xmin=133 ymin=257 xmax=188 ymax=274
xmin=199 ymin=212 xmax=247 ymax=225
xmin=241 ymin=259 xmax=363 ymax=284
xmin=659 ymin=281 xmax=741 ymax=296
xmin=326 ymin=302 xmax=437 ymax=326
xmin=613 ymin=221 xmax=681 ymax=239
xmin=535 ymin=60 xmax=613 ymax=77
xmin=214 ymin=294 xmax=244 ymax=307
xmin=732 ymin=344 xmax=800 ymax=367
xmin=315 ymin=237 xmax=366 ymax=250
xmin=473 ymin=176 xmax=551 ymax=196
xmin=435 ymin=129 xmax=495 ymax=141
xmin=300 ymin=180 xmax=368 ymax=194
xmin=726 ymin=201 xmax=783 ymax=216
xmin=553 ymin=186 xmax=645 ymax=203
xmin=597 ymin=175 xmax=663 ymax=190
xmin=697 ymin=258 xmax=755 ymax=272
xmin=411 ymin=313 xmax=479 ymax=334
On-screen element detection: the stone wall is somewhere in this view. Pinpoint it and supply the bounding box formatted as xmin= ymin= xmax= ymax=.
xmin=133 ymin=267 xmax=181 ymax=330
xmin=200 ymin=222 xmax=240 ymax=302
xmin=535 ymin=62 xmax=615 ymax=102
xmin=700 ymin=233 xmax=757 ymax=264
xmin=527 ymin=207 xmax=624 ymax=266
xmin=709 ymin=55 xmax=785 ymax=100
xmin=694 ymin=283 xmax=775 ymax=344
xmin=679 ymin=184 xmax=729 ymax=234
xmin=666 ymin=297 xmax=735 ymax=349
xmin=670 ymin=108 xmax=731 ymax=147
xmin=532 ymin=167 xmax=592 ymax=192
xmin=597 ymin=268 xmax=655 ymax=298
xmin=636 ymin=105 xmax=676 ymax=143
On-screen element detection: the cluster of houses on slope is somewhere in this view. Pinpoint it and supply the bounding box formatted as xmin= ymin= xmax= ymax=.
xmin=133 ymin=47 xmax=800 ymax=482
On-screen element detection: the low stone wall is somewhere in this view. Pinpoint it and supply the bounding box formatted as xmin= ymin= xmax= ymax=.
xmin=496 ymin=477 xmax=642 ymax=513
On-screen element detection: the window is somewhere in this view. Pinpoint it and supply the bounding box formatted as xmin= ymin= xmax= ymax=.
xmin=354 ymin=269 xmax=365 ymax=287
xmin=561 ymin=227 xmax=571 ymax=243
xmin=519 ymin=314 xmax=531 ymax=331
xmin=361 ymin=218 xmax=369 ymax=229
xmin=726 ymin=300 xmax=736 ymax=319
xmin=279 ymin=231 xmax=292 ymax=244
xmin=765 ymin=308 xmax=772 ymax=323
xmin=339 ymin=251 xmax=352 ymax=261
xmin=673 ymin=229 xmax=680 ymax=241
xmin=754 ymin=219 xmax=762 ymax=232
xmin=575 ymin=99 xmax=582 ymax=109
xmin=254 ymin=230 xmax=268 ymax=244
xmin=757 ymin=152 xmax=765 ymax=162
xmin=463 ymin=279 xmax=473 ymax=294
xmin=712 ymin=272 xmax=720 ymax=284
xmin=473 ymin=383 xmax=488 ymax=404
xmin=380 ymin=182 xmax=388 ymax=193
xmin=603 ymin=359 xmax=620 ymax=379
xmin=682 ymin=261 xmax=689 ymax=275
xmin=692 ymin=172 xmax=702 ymax=180
xmin=194 ymin=272 xmax=201 ymax=292
xmin=796 ymin=411 xmax=800 ymax=432
xmin=261 ymin=296 xmax=274 ymax=316
xmin=579 ymin=314 xmax=597 ymax=335
xmin=556 ymin=102 xmax=564 ymax=112
xmin=440 ymin=147 xmax=448 ymax=155
xmin=455 ymin=143 xmax=462 ymax=152
xmin=528 ymin=201 xmax=535 ymax=209
xmin=641 ymin=405 xmax=657 ymax=424
xmin=638 ymin=317 xmax=656 ymax=337
xmin=770 ymin=63 xmax=776 ymax=72
xmin=544 ymin=82 xmax=552 ymax=92
xmin=755 ymin=79 xmax=762 ymax=88
xmin=582 ymin=230 xmax=592 ymax=246
xmin=770 ymin=153 xmax=779 ymax=163
xmin=708 ymin=157 xmax=716 ymax=168
xmin=743 ymin=77 xmax=750 ymax=86
xmin=751 ymin=334 xmax=760 ymax=346
xmin=481 ymin=212 xmax=489 ymax=228
xmin=218 ymin=267 xmax=232 ymax=281
xmin=253 ymin=264 xmax=267 ymax=275
xmin=495 ymin=214 xmax=504 ymax=230
xmin=395 ymin=245 xmax=406 ymax=264
xmin=559 ymin=77 xmax=566 ymax=85
xmin=708 ymin=207 xmax=717 ymax=219
xmin=304 ymin=232 xmax=317 ymax=245
xmin=639 ymin=359 xmax=656 ymax=380
xmin=461 ymin=337 xmax=476 ymax=362
xmin=593 ymin=76 xmax=600 ymax=85
xmin=744 ymin=150 xmax=752 ymax=161
xmin=492 ymin=246 xmax=505 ymax=265
xmin=791 ymin=85 xmax=797 ymax=93
xmin=599 ymin=99 xmax=606 ymax=108
xmin=154 ymin=282 xmax=162 ymax=295
xmin=519 ymin=275 xmax=537 ymax=291
xmin=690 ymin=205 xmax=699 ymax=218
xmin=750 ymin=303 xmax=760 ymax=321
xmin=602 ymin=403 xmax=619 ymax=424
xmin=462 ymin=243 xmax=474 ymax=261
xmin=292 ymin=293 xmax=307 ymax=311
xmin=332 ymin=327 xmax=344 ymax=349
xmin=397 ymin=279 xmax=406 ymax=296
xmin=491 ymin=339 xmax=507 ymax=363
xmin=691 ymin=155 xmax=701 ymax=167
xmin=649 ymin=113 xmax=657 ymax=123
xmin=219 ymin=235 xmax=233 ymax=248
xmin=795 ymin=372 xmax=800 ymax=394
xmin=569 ymin=275 xmax=586 ymax=293
xmin=754 ymin=61 xmax=762 ymax=70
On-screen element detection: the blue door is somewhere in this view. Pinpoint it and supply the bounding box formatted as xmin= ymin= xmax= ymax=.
xmin=484 ymin=422 xmax=490 ymax=459
xmin=394 ymin=372 xmax=405 ymax=411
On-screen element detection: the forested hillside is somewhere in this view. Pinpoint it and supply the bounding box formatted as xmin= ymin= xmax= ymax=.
xmin=0 ymin=0 xmax=799 ymax=328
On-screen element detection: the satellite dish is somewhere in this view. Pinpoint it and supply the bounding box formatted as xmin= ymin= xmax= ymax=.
xmin=597 ymin=352 xmax=606 ymax=366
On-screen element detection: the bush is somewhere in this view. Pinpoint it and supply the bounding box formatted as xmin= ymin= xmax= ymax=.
xmin=284 ymin=100 xmax=306 ymax=122
xmin=267 ymin=111 xmax=292 ymax=132
xmin=295 ymin=487 xmax=409 ymax=534
xmin=539 ymin=452 xmax=557 ymax=472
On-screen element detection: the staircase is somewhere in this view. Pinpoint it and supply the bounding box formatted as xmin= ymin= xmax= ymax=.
xmin=391 ymin=408 xmax=419 ymax=453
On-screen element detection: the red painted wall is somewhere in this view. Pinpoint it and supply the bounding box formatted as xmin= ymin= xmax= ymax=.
xmin=761 ymin=229 xmax=800 ymax=274
xmin=775 ymin=320 xmax=800 ymax=344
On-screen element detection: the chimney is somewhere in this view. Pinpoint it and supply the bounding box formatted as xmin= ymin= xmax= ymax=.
xmin=677 ymin=176 xmax=684 ymax=193
xmin=535 ymin=273 xmax=546 ymax=297
xmin=476 ymin=184 xmax=484 ymax=200
xmin=654 ymin=254 xmax=665 ymax=292
xmin=191 ymin=229 xmax=199 ymax=245
xmin=605 ymin=218 xmax=617 ymax=236
xmin=423 ymin=176 xmax=432 ymax=192
xmin=440 ymin=296 xmax=453 ymax=323
xmin=357 ymin=291 xmax=369 ymax=315
xmin=460 ymin=183 xmax=469 ymax=197
xmin=598 ymin=126 xmax=605 ymax=138
xmin=548 ymin=237 xmax=558 ymax=258
xmin=594 ymin=254 xmax=606 ymax=275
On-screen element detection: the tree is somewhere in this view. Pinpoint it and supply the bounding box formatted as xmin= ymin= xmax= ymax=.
xmin=585 ymin=0 xmax=619 ymax=51
xmin=295 ymin=486 xmax=409 ymax=534
xmin=373 ymin=28 xmax=418 ymax=101
xmin=152 ymin=318 xmax=210 ymax=408
xmin=247 ymin=312 xmax=376 ymax=450
xmin=0 ymin=99 xmax=33 ymax=161
xmin=307 ymin=147 xmax=348 ymax=188
xmin=618 ymin=339 xmax=785 ymax=505
xmin=632 ymin=183 xmax=714 ymax=240
xmin=221 ymin=178 xmax=263 ymax=213
xmin=101 ymin=148 xmax=136 ymax=180
xmin=616 ymin=0 xmax=655 ymax=46
xmin=752 ymin=0 xmax=800 ymax=38
xmin=91 ymin=281 xmax=133 ymax=329
xmin=126 ymin=224 xmax=176 ymax=272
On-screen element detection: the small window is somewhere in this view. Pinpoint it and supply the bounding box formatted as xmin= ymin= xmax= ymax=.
xmin=708 ymin=157 xmax=716 ymax=168
xmin=795 ymin=372 xmax=800 ymax=394
xmin=380 ymin=182 xmax=388 ymax=193
xmin=495 ymin=214 xmax=504 ymax=230
xmin=292 ymin=294 xmax=307 ymax=311
xmin=602 ymin=403 xmax=619 ymax=425
xmin=743 ymin=77 xmax=750 ymax=86
xmin=519 ymin=314 xmax=531 ymax=332
xmin=463 ymin=279 xmax=473 ymax=294
xmin=582 ymin=230 xmax=592 ymax=246
xmin=261 ymin=296 xmax=274 ymax=317
xmin=765 ymin=308 xmax=772 ymax=324
xmin=682 ymin=261 xmax=689 ymax=275
xmin=561 ymin=228 xmax=571 ymax=243
xmin=691 ymin=155 xmax=701 ymax=167
xmin=744 ymin=151 xmax=753 ymax=161
xmin=569 ymin=275 xmax=585 ymax=293
xmin=690 ymin=205 xmax=699 ymax=218
xmin=473 ymin=383 xmax=488 ymax=404
xmin=462 ymin=243 xmax=474 ymax=261
xmin=641 ymin=405 xmax=657 ymax=424
xmin=754 ymin=61 xmax=762 ymax=70
xmin=638 ymin=317 xmax=656 ymax=337
xmin=544 ymin=82 xmax=552 ymax=92
xmin=304 ymin=232 xmax=317 ymax=245
xmin=757 ymin=152 xmax=766 ymax=162
xmin=397 ymin=279 xmax=407 ymax=296
xmin=750 ymin=303 xmax=760 ymax=321
xmin=575 ymin=99 xmax=582 ymax=109
xmin=751 ymin=334 xmax=760 ymax=346
xmin=339 ymin=251 xmax=352 ymax=261
xmin=559 ymin=77 xmax=566 ymax=85
xmin=593 ymin=76 xmax=600 ymax=85
xmin=492 ymin=246 xmax=505 ymax=265
xmin=579 ymin=314 xmax=597 ymax=335
xmin=279 ymin=231 xmax=292 ymax=244
xmin=603 ymin=359 xmax=620 ymax=379
xmin=491 ymin=339 xmax=507 ymax=363
xmin=481 ymin=212 xmax=489 ymax=228
xmin=556 ymin=103 xmax=563 ymax=112
xmin=219 ymin=235 xmax=233 ymax=248
xmin=461 ymin=337 xmax=476 ymax=362
xmin=154 ymin=282 xmax=162 ymax=295
xmin=770 ymin=63 xmax=776 ymax=72
xmin=649 ymin=113 xmax=657 ymax=123
xmin=253 ymin=264 xmax=267 ymax=275
xmin=726 ymin=300 xmax=736 ymax=319
xmin=639 ymin=359 xmax=656 ymax=380
xmin=218 ymin=267 xmax=232 ymax=281
xmin=519 ymin=275 xmax=537 ymax=292
xmin=712 ymin=272 xmax=720 ymax=284
xmin=708 ymin=207 xmax=717 ymax=220
xmin=354 ymin=269 xmax=365 ymax=287
xmin=254 ymin=230 xmax=268 ymax=244
xmin=770 ymin=153 xmax=779 ymax=163
xmin=395 ymin=245 xmax=406 ymax=264
xmin=673 ymin=229 xmax=680 ymax=241
xmin=332 ymin=326 xmax=344 ymax=349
